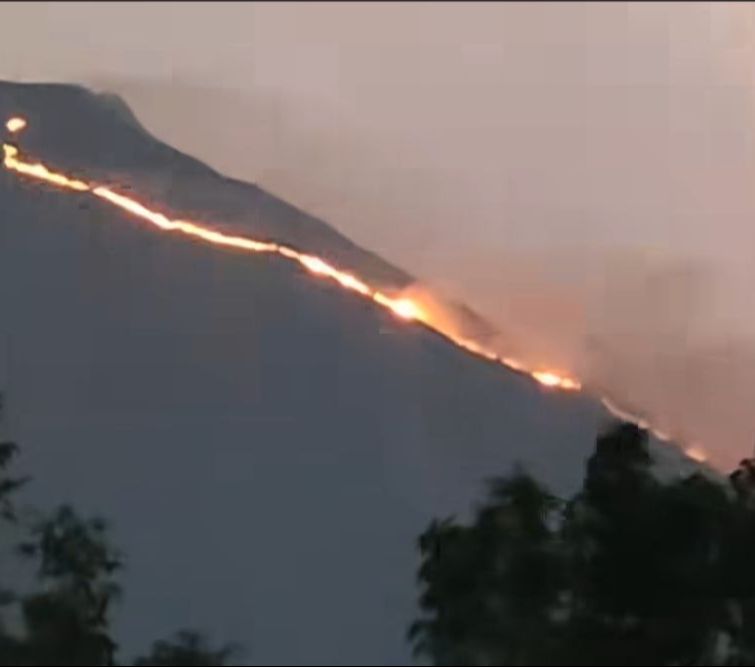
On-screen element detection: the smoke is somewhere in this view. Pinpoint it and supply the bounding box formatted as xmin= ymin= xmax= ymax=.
xmin=4 ymin=2 xmax=755 ymax=466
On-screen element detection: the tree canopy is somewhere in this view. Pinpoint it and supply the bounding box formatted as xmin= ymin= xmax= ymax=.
xmin=412 ymin=421 xmax=755 ymax=666
xmin=0 ymin=398 xmax=236 ymax=666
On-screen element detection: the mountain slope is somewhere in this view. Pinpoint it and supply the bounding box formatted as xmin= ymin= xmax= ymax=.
xmin=0 ymin=82 xmax=689 ymax=665
xmin=1 ymin=81 xmax=415 ymax=287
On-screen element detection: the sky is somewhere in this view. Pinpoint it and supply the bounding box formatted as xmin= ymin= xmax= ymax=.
xmin=3 ymin=2 xmax=755 ymax=462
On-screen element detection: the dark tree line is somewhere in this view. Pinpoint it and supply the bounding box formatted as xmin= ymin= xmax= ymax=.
xmin=411 ymin=422 xmax=755 ymax=666
xmin=8 ymin=388 xmax=749 ymax=665
xmin=0 ymin=399 xmax=236 ymax=666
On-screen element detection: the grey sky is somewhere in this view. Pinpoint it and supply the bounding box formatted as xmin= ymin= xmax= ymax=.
xmin=3 ymin=2 xmax=755 ymax=463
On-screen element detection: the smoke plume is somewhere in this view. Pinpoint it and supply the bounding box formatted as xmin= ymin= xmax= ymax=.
xmin=3 ymin=2 xmax=755 ymax=465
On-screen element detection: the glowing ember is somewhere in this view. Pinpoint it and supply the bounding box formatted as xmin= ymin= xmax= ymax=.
xmin=531 ymin=372 xmax=561 ymax=387
xmin=388 ymin=298 xmax=423 ymax=321
xmin=1 ymin=115 xmax=583 ymax=399
xmin=3 ymin=144 xmax=89 ymax=192
xmin=5 ymin=117 xmax=27 ymax=134
xmin=532 ymin=371 xmax=580 ymax=390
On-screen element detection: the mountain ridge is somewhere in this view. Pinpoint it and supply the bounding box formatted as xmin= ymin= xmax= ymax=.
xmin=0 ymin=80 xmax=705 ymax=664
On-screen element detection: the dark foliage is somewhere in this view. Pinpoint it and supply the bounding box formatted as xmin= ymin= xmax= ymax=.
xmin=0 ymin=395 xmax=237 ymax=666
xmin=133 ymin=630 xmax=237 ymax=666
xmin=412 ymin=421 xmax=755 ymax=666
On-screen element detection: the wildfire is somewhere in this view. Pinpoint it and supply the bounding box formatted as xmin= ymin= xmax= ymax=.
xmin=1 ymin=116 xmax=582 ymax=395
xmin=532 ymin=371 xmax=581 ymax=391
xmin=3 ymin=144 xmax=89 ymax=191
xmin=375 ymin=295 xmax=424 ymax=321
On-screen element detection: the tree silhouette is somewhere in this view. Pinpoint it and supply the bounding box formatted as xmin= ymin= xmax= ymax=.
xmin=133 ymin=630 xmax=237 ymax=666
xmin=410 ymin=468 xmax=565 ymax=665
xmin=0 ymin=395 xmax=236 ymax=666
xmin=0 ymin=394 xmax=28 ymax=524
xmin=562 ymin=423 xmax=732 ymax=665
xmin=411 ymin=421 xmax=755 ymax=666
xmin=15 ymin=506 xmax=122 ymax=666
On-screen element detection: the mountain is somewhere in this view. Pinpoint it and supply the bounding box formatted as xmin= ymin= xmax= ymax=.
xmin=0 ymin=82 xmax=694 ymax=665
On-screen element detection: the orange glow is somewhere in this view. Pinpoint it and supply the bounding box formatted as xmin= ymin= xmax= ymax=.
xmin=501 ymin=357 xmax=526 ymax=371
xmin=533 ymin=372 xmax=562 ymax=388
xmin=685 ymin=446 xmax=708 ymax=463
xmin=1 ymin=116 xmax=584 ymax=400
xmin=3 ymin=144 xmax=89 ymax=192
xmin=8 ymin=116 xmax=718 ymax=459
xmin=373 ymin=294 xmax=424 ymax=321
xmin=13 ymin=115 xmax=724 ymax=461
xmin=391 ymin=298 xmax=424 ymax=321
xmin=6 ymin=117 xmax=26 ymax=134
xmin=532 ymin=371 xmax=581 ymax=391
xmin=3 ymin=117 xmax=708 ymax=462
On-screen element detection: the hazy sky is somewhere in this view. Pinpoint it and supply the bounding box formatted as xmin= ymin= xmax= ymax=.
xmin=4 ymin=2 xmax=755 ymax=462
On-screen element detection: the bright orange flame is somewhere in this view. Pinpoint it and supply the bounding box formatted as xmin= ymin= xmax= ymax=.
xmin=15 ymin=116 xmax=720 ymax=458
xmin=1 ymin=121 xmax=716 ymax=460
xmin=374 ymin=295 xmax=424 ymax=321
xmin=6 ymin=117 xmax=27 ymax=134
xmin=1 ymin=116 xmax=583 ymax=398
xmin=3 ymin=144 xmax=89 ymax=192
xmin=391 ymin=298 xmax=424 ymax=321
xmin=532 ymin=371 xmax=581 ymax=391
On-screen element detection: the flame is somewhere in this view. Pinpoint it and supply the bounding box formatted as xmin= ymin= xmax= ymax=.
xmin=375 ymin=295 xmax=424 ymax=321
xmin=5 ymin=115 xmax=715 ymax=461
xmin=3 ymin=144 xmax=89 ymax=192
xmin=1 ymin=116 xmax=583 ymax=399
xmin=12 ymin=115 xmax=721 ymax=463
xmin=6 ymin=117 xmax=27 ymax=134
xmin=532 ymin=371 xmax=581 ymax=391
